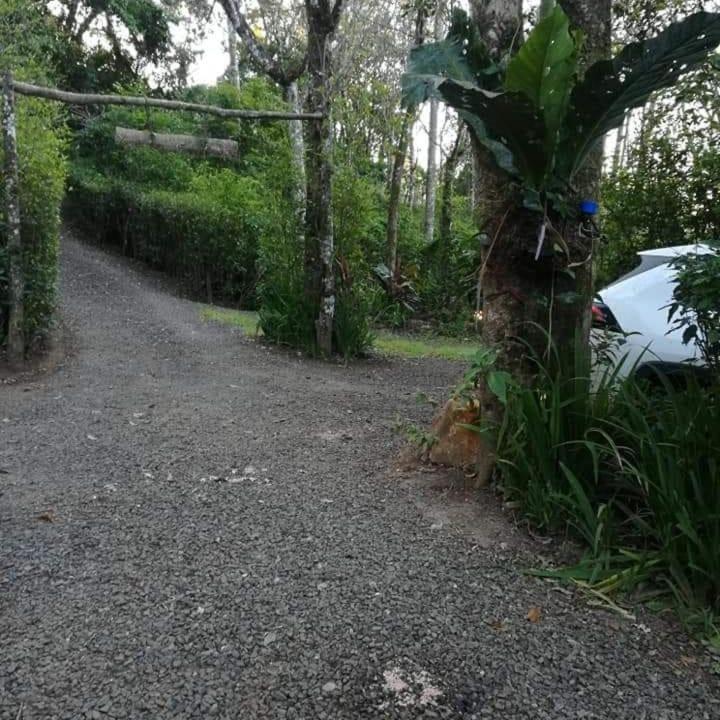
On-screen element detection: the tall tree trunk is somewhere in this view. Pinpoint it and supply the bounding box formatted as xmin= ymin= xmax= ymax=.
xmin=431 ymin=0 xmax=613 ymax=480
xmin=227 ymin=16 xmax=240 ymax=88
xmin=552 ymin=0 xmax=612 ymax=363
xmin=431 ymin=0 xmax=528 ymax=479
xmin=303 ymin=0 xmax=343 ymax=356
xmin=406 ymin=133 xmax=416 ymax=206
xmin=283 ymin=81 xmax=307 ymax=239
xmin=612 ymin=112 xmax=630 ymax=172
xmin=2 ymin=71 xmax=24 ymax=366
xmin=424 ymin=4 xmax=443 ymax=246
xmin=437 ymin=126 xmax=465 ymax=294
xmin=620 ymin=110 xmax=632 ymax=167
xmin=385 ymin=8 xmax=426 ymax=291
xmin=386 ymin=111 xmax=412 ymax=283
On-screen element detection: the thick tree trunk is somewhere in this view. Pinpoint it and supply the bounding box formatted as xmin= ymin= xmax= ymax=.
xmin=553 ymin=0 xmax=612 ymax=363
xmin=304 ymin=1 xmax=342 ymax=356
xmin=386 ymin=110 xmax=412 ymax=283
xmin=469 ymin=0 xmax=522 ymax=55
xmin=431 ymin=1 xmax=613 ymax=480
xmin=2 ymin=71 xmax=24 ymax=366
xmin=431 ymin=0 xmax=525 ymax=479
xmin=227 ymin=16 xmax=240 ymax=88
xmin=424 ymin=6 xmax=443 ymax=246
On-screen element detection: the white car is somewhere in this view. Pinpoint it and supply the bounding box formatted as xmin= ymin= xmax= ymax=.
xmin=593 ymin=244 xmax=715 ymax=380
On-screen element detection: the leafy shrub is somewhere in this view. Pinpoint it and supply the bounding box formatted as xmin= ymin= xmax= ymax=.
xmin=257 ymin=241 xmax=373 ymax=358
xmin=68 ymin=164 xmax=274 ymax=306
xmin=668 ymin=247 xmax=720 ymax=372
xmin=493 ymin=356 xmax=720 ymax=636
xmin=0 ymin=2 xmax=68 ymax=349
xmin=600 ymin=113 xmax=720 ymax=287
xmin=66 ymin=80 xmax=297 ymax=308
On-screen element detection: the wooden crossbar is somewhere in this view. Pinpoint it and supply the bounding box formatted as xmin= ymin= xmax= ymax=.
xmin=12 ymin=81 xmax=322 ymax=121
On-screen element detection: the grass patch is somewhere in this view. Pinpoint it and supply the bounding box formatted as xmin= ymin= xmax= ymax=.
xmin=199 ymin=306 xmax=479 ymax=361
xmin=373 ymin=331 xmax=479 ymax=361
xmin=200 ymin=307 xmax=262 ymax=335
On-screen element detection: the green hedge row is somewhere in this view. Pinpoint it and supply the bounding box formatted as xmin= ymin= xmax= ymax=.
xmin=0 ymin=0 xmax=68 ymax=351
xmin=1 ymin=97 xmax=67 ymax=349
xmin=67 ymin=162 xmax=277 ymax=307
xmin=66 ymin=81 xmax=298 ymax=309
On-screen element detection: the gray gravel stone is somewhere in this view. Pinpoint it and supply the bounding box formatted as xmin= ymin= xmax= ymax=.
xmin=1 ymin=234 xmax=719 ymax=719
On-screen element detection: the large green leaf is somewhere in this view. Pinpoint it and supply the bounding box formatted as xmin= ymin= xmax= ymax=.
xmin=437 ymin=79 xmax=548 ymax=188
xmin=401 ymin=41 xmax=472 ymax=107
xmin=459 ymin=111 xmax=518 ymax=177
xmin=401 ymin=8 xmax=498 ymax=108
xmin=504 ymin=4 xmax=576 ymax=165
xmin=562 ymin=11 xmax=720 ymax=181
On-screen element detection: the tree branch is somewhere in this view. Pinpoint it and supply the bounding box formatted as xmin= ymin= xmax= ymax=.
xmin=73 ymin=8 xmax=99 ymax=42
xmin=331 ymin=0 xmax=344 ymax=30
xmin=63 ymin=0 xmax=80 ymax=33
xmin=218 ymin=0 xmax=307 ymax=86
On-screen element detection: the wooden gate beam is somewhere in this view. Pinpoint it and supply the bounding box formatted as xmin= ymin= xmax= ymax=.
xmin=12 ymin=81 xmax=323 ymax=121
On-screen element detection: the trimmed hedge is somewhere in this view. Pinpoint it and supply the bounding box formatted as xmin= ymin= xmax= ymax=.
xmin=66 ymin=80 xmax=298 ymax=308
xmin=0 ymin=0 xmax=68 ymax=350
xmin=67 ymin=163 xmax=272 ymax=306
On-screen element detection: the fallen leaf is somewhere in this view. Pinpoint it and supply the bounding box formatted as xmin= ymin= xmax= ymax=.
xmin=486 ymin=619 xmax=506 ymax=632
xmin=527 ymin=607 xmax=542 ymax=623
xmin=37 ymin=511 xmax=55 ymax=523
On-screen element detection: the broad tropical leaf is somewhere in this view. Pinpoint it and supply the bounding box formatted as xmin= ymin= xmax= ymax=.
xmin=402 ymin=43 xmax=472 ymax=107
xmin=562 ymin=11 xmax=720 ymax=180
xmin=504 ymin=4 xmax=576 ymax=165
xmin=401 ymin=8 xmax=497 ymax=108
xmin=460 ymin=112 xmax=518 ymax=177
xmin=438 ymin=79 xmax=548 ymax=188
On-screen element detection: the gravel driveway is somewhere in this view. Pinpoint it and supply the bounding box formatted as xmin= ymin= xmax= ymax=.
xmin=1 ymin=233 xmax=719 ymax=720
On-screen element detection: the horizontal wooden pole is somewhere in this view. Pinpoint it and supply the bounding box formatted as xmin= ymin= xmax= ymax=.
xmin=12 ymin=80 xmax=323 ymax=121
xmin=115 ymin=127 xmax=240 ymax=159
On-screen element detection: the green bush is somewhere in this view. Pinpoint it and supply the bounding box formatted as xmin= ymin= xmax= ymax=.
xmin=669 ymin=247 xmax=720 ymax=373
xmin=0 ymin=1 xmax=68 ymax=349
xmin=67 ymin=80 xmax=297 ymax=308
xmin=493 ymin=355 xmax=720 ymax=637
xmin=600 ymin=126 xmax=720 ymax=287
xmin=68 ymin=164 xmax=274 ymax=306
xmin=257 ymin=239 xmax=374 ymax=358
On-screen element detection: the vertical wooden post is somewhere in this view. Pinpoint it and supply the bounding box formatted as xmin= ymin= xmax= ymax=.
xmin=2 ymin=69 xmax=24 ymax=366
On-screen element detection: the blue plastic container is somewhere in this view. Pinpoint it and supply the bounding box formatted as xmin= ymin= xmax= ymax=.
xmin=580 ymin=199 xmax=599 ymax=216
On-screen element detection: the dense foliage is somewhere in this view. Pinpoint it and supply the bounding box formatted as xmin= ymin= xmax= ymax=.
xmin=0 ymin=0 xmax=67 ymax=350
xmin=491 ymin=353 xmax=720 ymax=636
xmin=67 ymin=81 xmax=297 ymax=308
xmin=600 ymin=108 xmax=720 ymax=285
xmin=404 ymin=6 xmax=720 ymax=214
xmin=669 ymin=247 xmax=720 ymax=372
xmin=67 ymin=74 xmax=480 ymax=355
